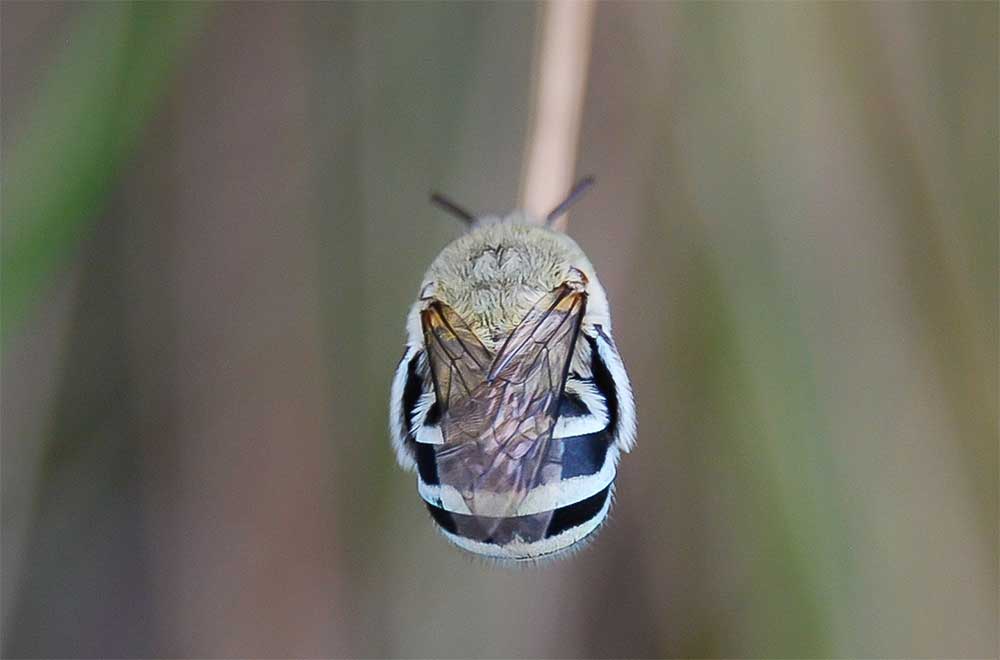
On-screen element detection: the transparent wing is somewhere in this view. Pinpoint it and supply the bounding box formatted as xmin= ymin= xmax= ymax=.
xmin=421 ymin=284 xmax=587 ymax=542
xmin=421 ymin=300 xmax=492 ymax=410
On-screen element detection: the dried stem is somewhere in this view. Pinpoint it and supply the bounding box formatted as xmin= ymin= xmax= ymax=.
xmin=519 ymin=0 xmax=596 ymax=231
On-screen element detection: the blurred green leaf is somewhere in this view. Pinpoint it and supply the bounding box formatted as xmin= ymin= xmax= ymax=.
xmin=666 ymin=5 xmax=859 ymax=653
xmin=1 ymin=2 xmax=212 ymax=343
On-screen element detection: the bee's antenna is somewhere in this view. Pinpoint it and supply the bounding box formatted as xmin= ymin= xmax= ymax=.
xmin=430 ymin=192 xmax=475 ymax=225
xmin=545 ymin=176 xmax=596 ymax=226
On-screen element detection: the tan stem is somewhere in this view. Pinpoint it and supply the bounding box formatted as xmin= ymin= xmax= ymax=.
xmin=519 ymin=0 xmax=596 ymax=230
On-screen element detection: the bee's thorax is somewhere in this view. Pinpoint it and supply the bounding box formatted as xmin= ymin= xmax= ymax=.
xmin=422 ymin=215 xmax=596 ymax=348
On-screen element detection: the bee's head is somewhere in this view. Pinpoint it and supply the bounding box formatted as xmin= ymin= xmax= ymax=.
xmin=410 ymin=179 xmax=610 ymax=349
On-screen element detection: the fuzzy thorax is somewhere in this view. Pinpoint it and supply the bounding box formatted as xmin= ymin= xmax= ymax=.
xmin=420 ymin=213 xmax=602 ymax=349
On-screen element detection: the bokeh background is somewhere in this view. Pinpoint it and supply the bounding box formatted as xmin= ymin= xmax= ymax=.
xmin=2 ymin=2 xmax=997 ymax=658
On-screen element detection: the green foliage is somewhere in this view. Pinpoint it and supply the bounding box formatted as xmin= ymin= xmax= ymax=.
xmin=1 ymin=2 xmax=212 ymax=342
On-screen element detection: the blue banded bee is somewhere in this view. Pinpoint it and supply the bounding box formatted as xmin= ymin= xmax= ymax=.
xmin=390 ymin=179 xmax=636 ymax=562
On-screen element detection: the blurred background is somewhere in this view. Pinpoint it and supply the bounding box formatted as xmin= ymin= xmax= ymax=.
xmin=2 ymin=2 xmax=997 ymax=657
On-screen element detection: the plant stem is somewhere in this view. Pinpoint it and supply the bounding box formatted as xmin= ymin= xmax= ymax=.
xmin=519 ymin=0 xmax=595 ymax=230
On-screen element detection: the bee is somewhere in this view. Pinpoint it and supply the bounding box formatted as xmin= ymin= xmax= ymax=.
xmin=389 ymin=178 xmax=636 ymax=562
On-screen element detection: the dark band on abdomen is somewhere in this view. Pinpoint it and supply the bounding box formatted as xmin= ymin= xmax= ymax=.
xmin=424 ymin=484 xmax=611 ymax=548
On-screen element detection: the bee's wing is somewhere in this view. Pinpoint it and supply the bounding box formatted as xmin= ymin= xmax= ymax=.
xmin=421 ymin=300 xmax=493 ymax=409
xmin=422 ymin=285 xmax=586 ymax=543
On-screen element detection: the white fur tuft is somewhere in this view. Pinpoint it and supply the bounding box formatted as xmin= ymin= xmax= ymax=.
xmin=389 ymin=346 xmax=420 ymax=471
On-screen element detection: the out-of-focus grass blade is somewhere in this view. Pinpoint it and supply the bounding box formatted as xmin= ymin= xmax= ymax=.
xmin=664 ymin=5 xmax=852 ymax=654
xmin=1 ymin=2 xmax=212 ymax=343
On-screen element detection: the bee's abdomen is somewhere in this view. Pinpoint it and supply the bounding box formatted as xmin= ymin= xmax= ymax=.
xmin=416 ymin=426 xmax=618 ymax=562
xmin=424 ymin=483 xmax=613 ymax=562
